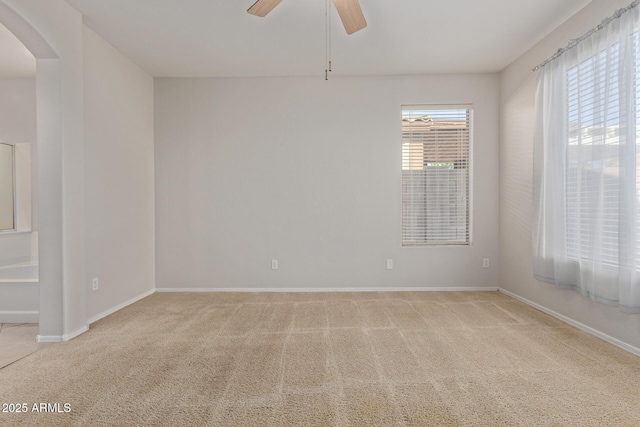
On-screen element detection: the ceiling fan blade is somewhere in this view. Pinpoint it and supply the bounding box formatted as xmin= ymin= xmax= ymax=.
xmin=247 ymin=0 xmax=283 ymax=17
xmin=332 ymin=0 xmax=367 ymax=35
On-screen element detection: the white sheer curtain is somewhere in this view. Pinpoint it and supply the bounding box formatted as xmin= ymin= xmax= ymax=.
xmin=533 ymin=1 xmax=640 ymax=313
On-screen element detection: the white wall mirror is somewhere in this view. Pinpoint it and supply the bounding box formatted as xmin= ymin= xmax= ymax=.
xmin=0 ymin=142 xmax=15 ymax=231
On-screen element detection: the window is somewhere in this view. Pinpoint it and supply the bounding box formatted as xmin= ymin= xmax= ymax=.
xmin=0 ymin=143 xmax=15 ymax=231
xmin=401 ymin=105 xmax=472 ymax=245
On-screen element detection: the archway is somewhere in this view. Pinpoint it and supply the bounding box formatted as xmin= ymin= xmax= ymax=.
xmin=0 ymin=1 xmax=80 ymax=341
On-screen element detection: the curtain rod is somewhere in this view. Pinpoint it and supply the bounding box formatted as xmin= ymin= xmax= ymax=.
xmin=532 ymin=0 xmax=639 ymax=72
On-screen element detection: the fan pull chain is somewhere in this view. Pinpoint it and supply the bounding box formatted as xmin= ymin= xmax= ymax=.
xmin=328 ymin=0 xmax=332 ymax=73
xmin=325 ymin=0 xmax=332 ymax=80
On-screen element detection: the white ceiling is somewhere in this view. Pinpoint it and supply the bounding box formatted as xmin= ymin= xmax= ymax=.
xmin=63 ymin=0 xmax=592 ymax=77
xmin=0 ymin=23 xmax=35 ymax=78
xmin=4 ymin=0 xmax=592 ymax=78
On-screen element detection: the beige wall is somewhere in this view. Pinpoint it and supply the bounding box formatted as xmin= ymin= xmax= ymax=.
xmin=83 ymin=26 xmax=155 ymax=321
xmin=0 ymin=78 xmax=35 ymax=142
xmin=155 ymin=74 xmax=499 ymax=290
xmin=499 ymin=0 xmax=640 ymax=350
xmin=0 ymin=1 xmax=156 ymax=336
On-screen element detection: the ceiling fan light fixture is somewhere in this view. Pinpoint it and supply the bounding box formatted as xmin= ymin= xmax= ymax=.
xmin=247 ymin=0 xmax=366 ymax=35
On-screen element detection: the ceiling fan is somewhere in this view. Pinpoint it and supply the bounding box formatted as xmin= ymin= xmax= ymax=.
xmin=247 ymin=0 xmax=367 ymax=35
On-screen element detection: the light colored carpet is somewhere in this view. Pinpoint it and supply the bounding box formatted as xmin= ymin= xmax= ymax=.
xmin=0 ymin=291 xmax=639 ymax=426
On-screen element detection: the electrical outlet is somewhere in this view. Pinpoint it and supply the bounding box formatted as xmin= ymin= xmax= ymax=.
xmin=271 ymin=260 xmax=278 ymax=270
xmin=386 ymin=259 xmax=393 ymax=270
xmin=92 ymin=277 xmax=99 ymax=291
xmin=483 ymin=258 xmax=490 ymax=268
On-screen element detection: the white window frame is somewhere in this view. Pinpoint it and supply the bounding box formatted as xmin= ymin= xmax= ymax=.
xmin=401 ymin=105 xmax=473 ymax=246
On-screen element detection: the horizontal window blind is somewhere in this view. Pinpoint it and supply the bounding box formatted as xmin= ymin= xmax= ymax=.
xmin=401 ymin=106 xmax=471 ymax=245
xmin=566 ymin=35 xmax=640 ymax=271
xmin=636 ymin=34 xmax=640 ymax=273
xmin=566 ymin=42 xmax=632 ymax=268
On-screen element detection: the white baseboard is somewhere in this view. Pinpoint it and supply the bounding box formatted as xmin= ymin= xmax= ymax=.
xmin=0 ymin=310 xmax=38 ymax=323
xmin=499 ymin=288 xmax=640 ymax=357
xmin=87 ymin=288 xmax=155 ymax=325
xmin=63 ymin=325 xmax=88 ymax=341
xmin=37 ymin=325 xmax=89 ymax=343
xmin=156 ymin=286 xmax=499 ymax=293
xmin=36 ymin=289 xmax=155 ymax=342
xmin=37 ymin=335 xmax=61 ymax=343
